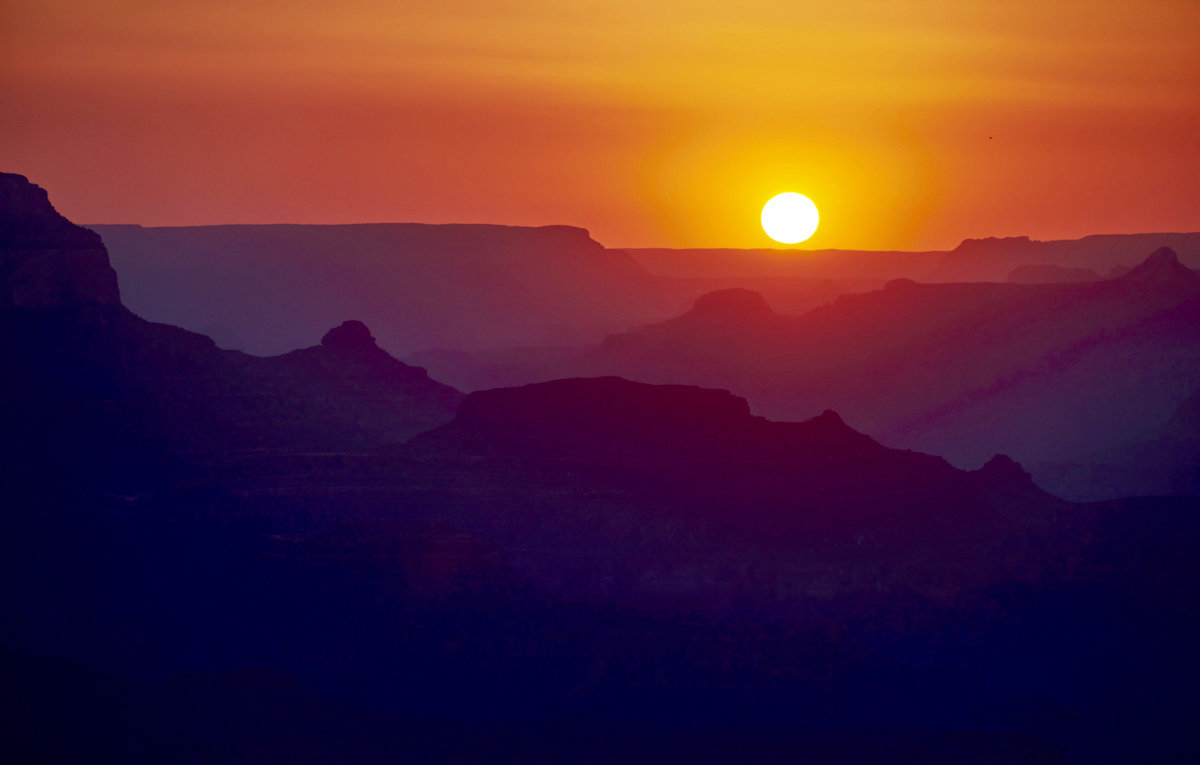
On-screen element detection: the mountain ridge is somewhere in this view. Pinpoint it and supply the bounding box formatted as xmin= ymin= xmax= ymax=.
xmin=1 ymin=172 xmax=121 ymax=308
xmin=2 ymin=175 xmax=462 ymax=485
xmin=415 ymin=246 xmax=1200 ymax=468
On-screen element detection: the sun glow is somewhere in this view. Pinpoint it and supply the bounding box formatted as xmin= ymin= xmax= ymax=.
xmin=761 ymin=193 xmax=819 ymax=244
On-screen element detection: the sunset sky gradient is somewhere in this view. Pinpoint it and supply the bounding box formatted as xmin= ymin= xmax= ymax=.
xmin=2 ymin=0 xmax=1197 ymax=249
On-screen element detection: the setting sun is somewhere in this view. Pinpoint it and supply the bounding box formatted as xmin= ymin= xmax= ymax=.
xmin=761 ymin=192 xmax=819 ymax=244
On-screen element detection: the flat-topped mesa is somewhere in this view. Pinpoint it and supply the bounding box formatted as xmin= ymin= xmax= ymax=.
xmin=0 ymin=172 xmax=121 ymax=308
xmin=529 ymin=224 xmax=597 ymax=247
xmin=684 ymin=288 xmax=778 ymax=324
xmin=457 ymin=376 xmax=752 ymax=430
xmin=440 ymin=376 xmax=755 ymax=458
xmin=953 ymin=235 xmax=1036 ymax=253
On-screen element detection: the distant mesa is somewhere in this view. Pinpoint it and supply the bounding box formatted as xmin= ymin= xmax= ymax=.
xmin=957 ymin=235 xmax=1035 ymax=251
xmin=453 ymin=376 xmax=752 ymax=437
xmin=422 ymin=376 xmax=763 ymax=460
xmin=91 ymin=219 xmax=659 ymax=357
xmin=1 ymin=172 xmax=121 ymax=308
xmin=685 ymin=288 xmax=779 ymax=323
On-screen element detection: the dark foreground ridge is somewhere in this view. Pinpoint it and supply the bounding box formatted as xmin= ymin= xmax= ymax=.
xmin=1 ymin=171 xmax=121 ymax=307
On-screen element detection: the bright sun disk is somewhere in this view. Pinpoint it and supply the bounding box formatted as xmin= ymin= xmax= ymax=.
xmin=761 ymin=192 xmax=819 ymax=244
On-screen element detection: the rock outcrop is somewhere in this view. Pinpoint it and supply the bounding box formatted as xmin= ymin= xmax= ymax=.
xmin=1 ymin=172 xmax=121 ymax=308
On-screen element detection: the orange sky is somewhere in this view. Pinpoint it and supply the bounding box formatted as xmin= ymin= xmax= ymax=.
xmin=2 ymin=0 xmax=1198 ymax=249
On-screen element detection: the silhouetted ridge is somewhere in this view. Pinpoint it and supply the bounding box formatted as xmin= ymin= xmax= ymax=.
xmin=2 ymin=173 xmax=463 ymax=472
xmin=1116 ymin=246 xmax=1198 ymax=287
xmin=685 ymin=288 xmax=778 ymax=323
xmin=0 ymin=172 xmax=102 ymax=251
xmin=977 ymin=454 xmax=1028 ymax=480
xmin=1 ymin=172 xmax=121 ymax=308
xmin=92 ymin=220 xmax=662 ymax=355
xmin=411 ymin=377 xmax=1064 ymax=558
xmin=428 ymin=377 xmax=770 ymax=460
xmin=418 ymin=376 xmax=918 ymax=475
xmin=457 ymin=377 xmax=750 ymax=432
xmin=321 ymin=319 xmax=377 ymax=352
xmin=278 ymin=321 xmax=461 ymax=405
xmin=814 ymin=409 xmax=845 ymax=427
xmin=954 ymin=236 xmax=1034 ymax=253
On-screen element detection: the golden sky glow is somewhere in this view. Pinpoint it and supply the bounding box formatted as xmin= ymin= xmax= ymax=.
xmin=2 ymin=1 xmax=1198 ymax=248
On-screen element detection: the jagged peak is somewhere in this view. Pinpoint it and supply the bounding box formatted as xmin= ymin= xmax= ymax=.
xmin=978 ymin=454 xmax=1027 ymax=477
xmin=1116 ymin=247 xmax=1199 ymax=286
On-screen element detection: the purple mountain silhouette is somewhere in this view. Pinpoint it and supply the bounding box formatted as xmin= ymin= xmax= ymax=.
xmin=416 ymin=247 xmax=1200 ymax=468
xmin=1 ymin=173 xmax=121 ymax=308
xmin=2 ymin=174 xmax=461 ymax=485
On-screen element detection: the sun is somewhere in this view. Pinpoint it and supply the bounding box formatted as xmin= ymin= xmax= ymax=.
xmin=761 ymin=192 xmax=819 ymax=244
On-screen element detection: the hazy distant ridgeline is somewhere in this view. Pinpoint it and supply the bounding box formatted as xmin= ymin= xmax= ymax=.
xmin=416 ymin=250 xmax=1200 ymax=482
xmin=94 ymin=223 xmax=1200 ymax=360
xmin=92 ymin=223 xmax=908 ymax=358
xmin=93 ymin=223 xmax=672 ymax=356
xmin=623 ymin=247 xmax=946 ymax=280
xmin=930 ymin=233 xmax=1200 ymax=282
xmin=627 ymin=233 xmax=1200 ymax=283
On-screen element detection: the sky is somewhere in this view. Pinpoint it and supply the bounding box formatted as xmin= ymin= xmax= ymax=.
xmin=2 ymin=0 xmax=1198 ymax=249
